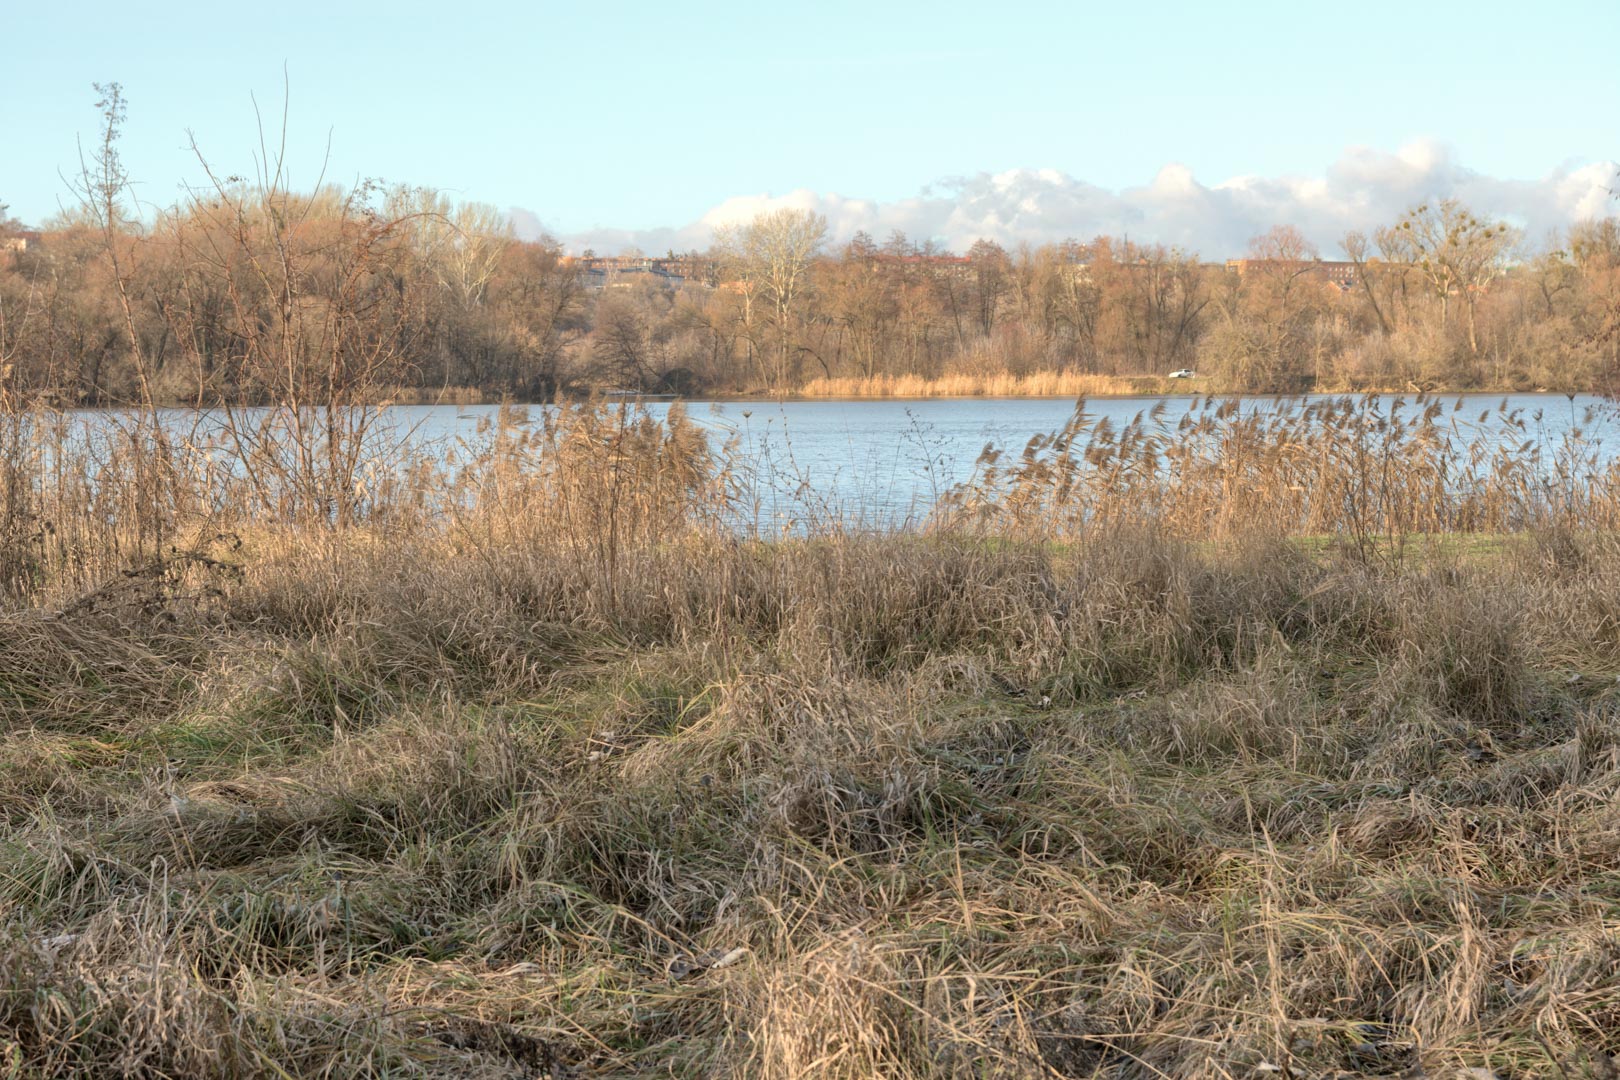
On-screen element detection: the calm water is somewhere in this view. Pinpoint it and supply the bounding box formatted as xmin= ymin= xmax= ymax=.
xmin=61 ymin=394 xmax=1620 ymax=527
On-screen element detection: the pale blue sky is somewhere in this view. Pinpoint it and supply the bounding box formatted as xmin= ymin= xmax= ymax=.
xmin=2 ymin=0 xmax=1616 ymax=251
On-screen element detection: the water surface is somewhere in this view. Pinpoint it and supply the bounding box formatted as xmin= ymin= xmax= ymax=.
xmin=59 ymin=394 xmax=1620 ymax=528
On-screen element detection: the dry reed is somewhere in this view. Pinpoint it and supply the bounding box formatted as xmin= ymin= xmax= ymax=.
xmin=796 ymin=371 xmax=1141 ymax=399
xmin=941 ymin=394 xmax=1620 ymax=544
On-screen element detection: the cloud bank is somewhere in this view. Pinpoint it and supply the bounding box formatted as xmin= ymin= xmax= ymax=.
xmin=515 ymin=141 xmax=1617 ymax=259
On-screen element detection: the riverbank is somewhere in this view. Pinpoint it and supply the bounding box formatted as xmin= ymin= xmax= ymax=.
xmin=23 ymin=374 xmax=1600 ymax=410
xmin=387 ymin=376 xmax=1593 ymax=406
xmin=793 ymin=371 xmax=1159 ymax=398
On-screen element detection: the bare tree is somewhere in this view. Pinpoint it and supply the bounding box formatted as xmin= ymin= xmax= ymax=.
xmin=72 ymin=83 xmax=160 ymax=412
xmin=1393 ymin=200 xmax=1516 ymax=354
xmin=591 ymin=293 xmax=654 ymax=389
xmin=174 ymin=87 xmax=424 ymax=525
xmin=1342 ymin=230 xmax=1391 ymax=335
xmin=713 ymin=209 xmax=827 ymax=388
xmin=967 ymin=238 xmax=1011 ymax=337
xmin=0 ymin=200 xmax=35 ymax=398
xmin=710 ymin=224 xmax=763 ymax=384
xmin=389 ymin=187 xmax=512 ymax=307
xmin=491 ymin=239 xmax=582 ymax=397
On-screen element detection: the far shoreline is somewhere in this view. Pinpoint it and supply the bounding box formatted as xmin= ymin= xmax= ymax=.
xmin=22 ymin=383 xmax=1608 ymax=413
xmin=468 ymin=384 xmax=1604 ymax=405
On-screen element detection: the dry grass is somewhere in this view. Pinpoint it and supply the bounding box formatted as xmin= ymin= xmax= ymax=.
xmin=379 ymin=385 xmax=492 ymax=406
xmin=5 ymin=398 xmax=1620 ymax=1076
xmin=795 ymin=371 xmax=1141 ymax=399
xmin=942 ymin=394 xmax=1620 ymax=542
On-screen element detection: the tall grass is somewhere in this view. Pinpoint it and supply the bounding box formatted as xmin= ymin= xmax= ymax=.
xmin=9 ymin=393 xmax=1609 ymax=607
xmin=5 ymin=396 xmax=1620 ymax=1075
xmin=942 ymin=394 xmax=1620 ymax=544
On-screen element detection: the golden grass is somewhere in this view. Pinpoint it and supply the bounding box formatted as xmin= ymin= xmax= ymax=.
xmin=795 ymin=371 xmax=1142 ymax=398
xmin=378 ymin=384 xmax=491 ymax=406
xmin=942 ymin=394 xmax=1620 ymax=543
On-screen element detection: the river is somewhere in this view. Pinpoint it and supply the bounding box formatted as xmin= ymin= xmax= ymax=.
xmin=50 ymin=393 xmax=1620 ymax=528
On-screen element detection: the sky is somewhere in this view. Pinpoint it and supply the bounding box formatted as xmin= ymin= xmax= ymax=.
xmin=2 ymin=0 xmax=1616 ymax=257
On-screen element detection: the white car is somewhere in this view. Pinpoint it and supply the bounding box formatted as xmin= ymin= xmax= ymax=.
xmin=1168 ymin=369 xmax=1196 ymax=379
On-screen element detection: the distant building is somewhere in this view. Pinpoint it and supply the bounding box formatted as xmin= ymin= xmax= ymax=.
xmin=561 ymin=251 xmax=983 ymax=292
xmin=561 ymin=254 xmax=717 ymax=291
xmin=834 ymin=251 xmax=976 ymax=284
xmin=871 ymin=253 xmax=972 ymax=269
xmin=2 ymin=231 xmax=40 ymax=254
xmin=1225 ymin=258 xmax=1360 ymax=290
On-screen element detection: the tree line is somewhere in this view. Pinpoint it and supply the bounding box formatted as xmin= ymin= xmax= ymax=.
xmin=2 ymin=91 xmax=1617 ymax=406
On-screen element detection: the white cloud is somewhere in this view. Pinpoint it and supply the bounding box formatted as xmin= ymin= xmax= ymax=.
xmin=510 ymin=141 xmax=1618 ymax=258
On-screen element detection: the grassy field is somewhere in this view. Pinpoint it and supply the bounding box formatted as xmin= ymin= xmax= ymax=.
xmin=5 ymin=399 xmax=1620 ymax=1076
